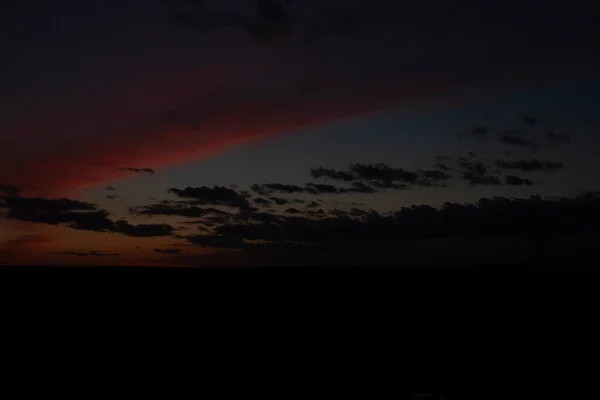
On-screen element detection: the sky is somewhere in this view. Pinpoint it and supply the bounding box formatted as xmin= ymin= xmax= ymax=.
xmin=2 ymin=0 xmax=600 ymax=266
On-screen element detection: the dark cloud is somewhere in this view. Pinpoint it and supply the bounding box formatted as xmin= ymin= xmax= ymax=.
xmin=306 ymin=201 xmax=321 ymax=209
xmin=369 ymin=181 xmax=412 ymax=190
xmin=545 ymin=131 xmax=571 ymax=144
xmin=341 ymin=181 xmax=376 ymax=194
xmin=180 ymin=192 xmax=600 ymax=249
xmin=349 ymin=163 xmax=418 ymax=185
xmin=130 ymin=203 xmax=233 ymax=225
xmin=305 ymin=183 xmax=339 ymax=194
xmin=106 ymin=195 xmax=120 ymax=200
xmin=110 ymin=220 xmax=175 ymax=237
xmin=506 ymin=175 xmax=535 ymax=186
xmin=457 ymin=159 xmax=487 ymax=176
xmin=309 ymin=167 xmax=355 ymax=181
xmin=435 ymin=156 xmax=452 ymax=161
xmin=1 ymin=195 xmax=175 ymax=237
xmin=168 ymin=186 xmax=251 ymax=209
xmin=106 ymin=185 xmax=116 ymax=191
xmin=498 ymin=134 xmax=538 ymax=148
xmin=269 ymin=196 xmax=289 ymax=205
xmin=420 ymin=170 xmax=452 ymax=181
xmin=58 ymin=251 xmax=121 ymax=257
xmin=462 ymin=172 xmax=501 ymax=186
xmin=471 ymin=126 xmax=488 ymax=138
xmin=436 ymin=163 xmax=451 ymax=171
xmin=307 ymin=209 xmax=326 ymax=218
xmin=117 ymin=167 xmax=155 ymax=175
xmin=521 ymin=116 xmax=542 ymax=128
xmin=494 ymin=159 xmax=564 ymax=172
xmin=309 ymin=163 xmax=424 ymax=191
xmin=251 ymin=183 xmax=304 ymax=195
xmin=285 ymin=208 xmax=303 ymax=214
xmin=468 ymin=152 xmax=476 ymax=158
xmin=153 ymin=248 xmax=183 ymax=255
xmin=253 ymin=197 xmax=272 ymax=206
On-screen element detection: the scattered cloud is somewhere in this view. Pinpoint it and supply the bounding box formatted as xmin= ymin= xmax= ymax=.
xmin=307 ymin=201 xmax=321 ymax=208
xmin=471 ymin=126 xmax=488 ymax=138
xmin=545 ymin=131 xmax=571 ymax=144
xmin=269 ymin=196 xmax=289 ymax=205
xmin=1 ymin=195 xmax=175 ymax=237
xmin=494 ymin=159 xmax=564 ymax=172
xmin=457 ymin=158 xmax=488 ymax=176
xmin=253 ymin=197 xmax=272 ymax=206
xmin=420 ymin=170 xmax=452 ymax=181
xmin=506 ymin=175 xmax=535 ymax=186
xmin=462 ymin=172 xmax=501 ymax=186
xmin=498 ymin=133 xmax=538 ymax=148
xmin=177 ymin=192 xmax=600 ymax=249
xmin=168 ymin=186 xmax=251 ymax=209
xmin=305 ymin=183 xmax=339 ymax=194
xmin=309 ymin=167 xmax=355 ymax=181
xmin=117 ymin=167 xmax=155 ymax=175
xmin=251 ymin=183 xmax=305 ymax=195
xmin=521 ymin=116 xmax=542 ymax=128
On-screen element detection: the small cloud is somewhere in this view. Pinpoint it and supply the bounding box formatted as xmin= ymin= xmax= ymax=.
xmin=340 ymin=181 xmax=376 ymax=194
xmin=251 ymin=183 xmax=304 ymax=195
xmin=494 ymin=159 xmax=564 ymax=172
xmin=310 ymin=167 xmax=355 ymax=181
xmin=117 ymin=167 xmax=156 ymax=175
xmin=305 ymin=183 xmax=339 ymax=194
xmin=285 ymin=208 xmax=303 ymax=214
xmin=420 ymin=170 xmax=452 ymax=181
xmin=498 ymin=133 xmax=538 ymax=148
xmin=168 ymin=186 xmax=250 ymax=209
xmin=471 ymin=126 xmax=488 ymax=138
xmin=505 ymin=175 xmax=535 ymax=186
xmin=457 ymin=159 xmax=487 ymax=176
xmin=521 ymin=115 xmax=542 ymax=128
xmin=254 ymin=197 xmax=272 ymax=206
xmin=545 ymin=131 xmax=571 ymax=144
xmin=106 ymin=185 xmax=116 ymax=191
xmin=153 ymin=248 xmax=183 ymax=255
xmin=463 ymin=171 xmax=501 ymax=186
xmin=269 ymin=196 xmax=289 ymax=205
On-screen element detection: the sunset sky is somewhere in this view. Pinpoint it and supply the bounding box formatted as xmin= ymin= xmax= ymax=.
xmin=2 ymin=0 xmax=600 ymax=266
